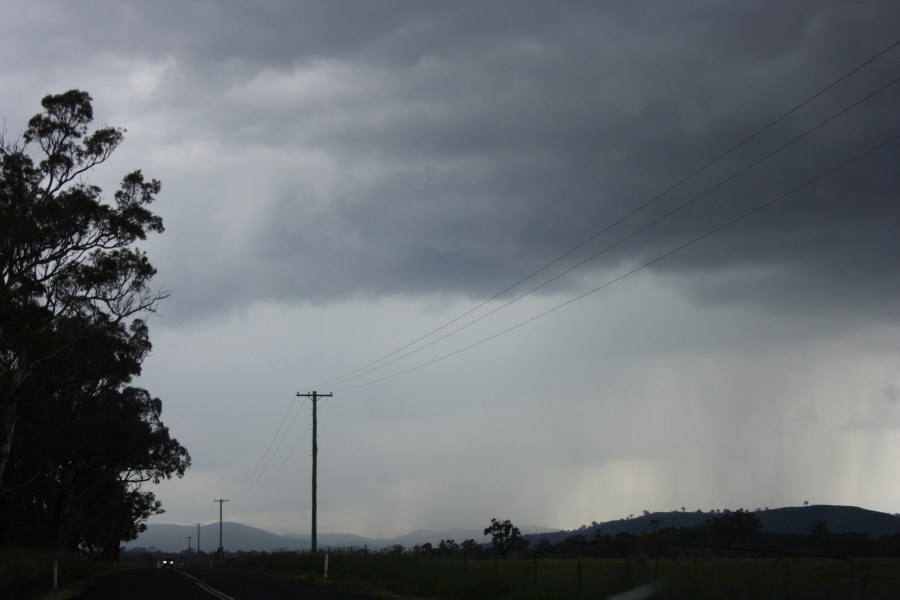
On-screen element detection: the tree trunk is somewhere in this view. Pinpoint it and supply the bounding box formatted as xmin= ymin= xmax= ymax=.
xmin=0 ymin=398 xmax=16 ymax=491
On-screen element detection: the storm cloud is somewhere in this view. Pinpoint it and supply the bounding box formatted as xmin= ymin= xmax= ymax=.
xmin=3 ymin=1 xmax=898 ymax=536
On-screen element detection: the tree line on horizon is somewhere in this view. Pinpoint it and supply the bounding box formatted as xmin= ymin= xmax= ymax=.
xmin=400 ymin=512 xmax=900 ymax=559
xmin=536 ymin=511 xmax=900 ymax=559
xmin=391 ymin=511 xmax=900 ymax=559
xmin=0 ymin=90 xmax=189 ymax=560
xmin=123 ymin=511 xmax=900 ymax=562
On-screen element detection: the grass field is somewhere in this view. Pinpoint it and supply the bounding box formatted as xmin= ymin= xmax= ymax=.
xmin=6 ymin=548 xmax=900 ymax=599
xmin=0 ymin=547 xmax=118 ymax=600
xmin=214 ymin=551 xmax=900 ymax=599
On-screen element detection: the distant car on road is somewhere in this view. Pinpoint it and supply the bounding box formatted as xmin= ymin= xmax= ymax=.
xmin=156 ymin=559 xmax=174 ymax=569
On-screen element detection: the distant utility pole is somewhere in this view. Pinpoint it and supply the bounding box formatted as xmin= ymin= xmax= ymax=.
xmin=296 ymin=390 xmax=333 ymax=554
xmin=186 ymin=536 xmax=192 ymax=553
xmin=195 ymin=523 xmax=201 ymax=554
xmin=214 ymin=498 xmax=229 ymax=559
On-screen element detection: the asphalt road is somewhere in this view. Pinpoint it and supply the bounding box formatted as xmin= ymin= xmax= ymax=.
xmin=74 ymin=568 xmax=372 ymax=600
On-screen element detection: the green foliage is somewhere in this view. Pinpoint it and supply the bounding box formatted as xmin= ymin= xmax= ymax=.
xmin=0 ymin=90 xmax=187 ymax=558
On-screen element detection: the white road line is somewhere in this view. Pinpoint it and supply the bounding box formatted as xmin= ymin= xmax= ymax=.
xmin=178 ymin=570 xmax=237 ymax=600
xmin=606 ymin=582 xmax=664 ymax=600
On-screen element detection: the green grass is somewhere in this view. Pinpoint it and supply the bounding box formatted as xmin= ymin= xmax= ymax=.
xmin=214 ymin=552 xmax=900 ymax=599
xmin=0 ymin=548 xmax=118 ymax=600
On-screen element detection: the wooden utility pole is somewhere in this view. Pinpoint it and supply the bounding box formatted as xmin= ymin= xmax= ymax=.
xmin=195 ymin=523 xmax=201 ymax=554
xmin=214 ymin=498 xmax=229 ymax=559
xmin=296 ymin=390 xmax=332 ymax=554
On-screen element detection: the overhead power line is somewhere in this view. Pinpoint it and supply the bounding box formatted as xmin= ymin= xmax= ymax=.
xmin=229 ymin=397 xmax=306 ymax=502
xmin=232 ymin=421 xmax=314 ymax=503
xmin=320 ymin=70 xmax=900 ymax=390
xmin=333 ymin=131 xmax=900 ymax=393
xmin=244 ymin=37 xmax=898 ymax=506
xmin=304 ymin=37 xmax=900 ymax=393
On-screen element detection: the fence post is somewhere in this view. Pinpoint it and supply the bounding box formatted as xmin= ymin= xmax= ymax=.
xmin=53 ymin=560 xmax=58 ymax=590
xmin=851 ymin=559 xmax=870 ymax=599
xmin=577 ymin=558 xmax=582 ymax=590
xmin=324 ymin=552 xmax=329 ymax=579
xmin=784 ymin=560 xmax=790 ymax=599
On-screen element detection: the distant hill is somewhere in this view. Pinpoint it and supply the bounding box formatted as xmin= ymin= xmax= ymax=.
xmin=283 ymin=531 xmax=372 ymax=548
xmin=523 ymin=505 xmax=900 ymax=545
xmin=127 ymin=522 xmax=554 ymax=553
xmin=126 ymin=506 xmax=898 ymax=553
xmin=126 ymin=522 xmax=308 ymax=553
xmin=286 ymin=528 xmax=488 ymax=549
xmin=756 ymin=505 xmax=900 ymax=536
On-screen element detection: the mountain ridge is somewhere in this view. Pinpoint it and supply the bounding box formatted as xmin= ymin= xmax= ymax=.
xmin=126 ymin=505 xmax=900 ymax=553
xmin=523 ymin=505 xmax=900 ymax=545
xmin=126 ymin=522 xmax=505 ymax=553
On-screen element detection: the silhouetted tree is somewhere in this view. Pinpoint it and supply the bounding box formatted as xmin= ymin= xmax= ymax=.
xmin=414 ymin=542 xmax=433 ymax=556
xmin=559 ymin=534 xmax=592 ymax=557
xmin=484 ymin=518 xmax=528 ymax=557
xmin=534 ymin=538 xmax=553 ymax=556
xmin=438 ymin=538 xmax=460 ymax=556
xmin=809 ymin=519 xmax=829 ymax=538
xmin=1 ymin=90 xmax=167 ymax=492
xmin=460 ymin=538 xmax=481 ymax=557
xmin=708 ymin=509 xmax=761 ymax=547
xmin=0 ymin=90 xmax=182 ymax=553
xmin=1 ymin=312 xmax=188 ymax=555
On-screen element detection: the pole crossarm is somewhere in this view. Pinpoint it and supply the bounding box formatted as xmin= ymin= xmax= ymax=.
xmin=295 ymin=391 xmax=334 ymax=399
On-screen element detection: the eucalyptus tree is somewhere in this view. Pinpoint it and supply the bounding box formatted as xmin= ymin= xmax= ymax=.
xmin=0 ymin=90 xmax=168 ymax=492
xmin=2 ymin=312 xmax=189 ymax=554
xmin=0 ymin=91 xmax=186 ymax=555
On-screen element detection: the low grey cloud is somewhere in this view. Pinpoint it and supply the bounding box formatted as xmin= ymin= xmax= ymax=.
xmin=92 ymin=1 xmax=895 ymax=324
xmin=6 ymin=1 xmax=895 ymax=323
